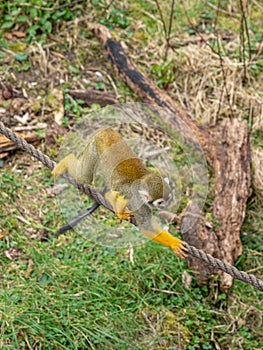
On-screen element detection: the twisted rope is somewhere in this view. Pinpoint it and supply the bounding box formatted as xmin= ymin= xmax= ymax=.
xmin=0 ymin=121 xmax=262 ymax=292
xmin=0 ymin=122 xmax=111 ymax=210
xmin=186 ymin=244 xmax=263 ymax=292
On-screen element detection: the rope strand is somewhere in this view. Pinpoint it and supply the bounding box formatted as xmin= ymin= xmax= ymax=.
xmin=186 ymin=244 xmax=263 ymax=291
xmin=0 ymin=122 xmax=111 ymax=210
xmin=0 ymin=121 xmax=262 ymax=292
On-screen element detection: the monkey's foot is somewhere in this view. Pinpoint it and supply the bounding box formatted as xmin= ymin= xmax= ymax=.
xmin=116 ymin=212 xmax=133 ymax=223
xmin=105 ymin=190 xmax=132 ymax=222
xmin=52 ymin=154 xmax=75 ymax=178
xmin=172 ymin=240 xmax=188 ymax=259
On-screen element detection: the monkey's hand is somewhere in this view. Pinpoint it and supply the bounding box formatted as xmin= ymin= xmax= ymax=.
xmin=52 ymin=154 xmax=76 ymax=178
xmin=143 ymin=229 xmax=188 ymax=259
xmin=105 ymin=190 xmax=133 ymax=222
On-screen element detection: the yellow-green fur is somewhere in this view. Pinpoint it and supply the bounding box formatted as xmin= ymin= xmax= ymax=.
xmin=52 ymin=128 xmax=187 ymax=258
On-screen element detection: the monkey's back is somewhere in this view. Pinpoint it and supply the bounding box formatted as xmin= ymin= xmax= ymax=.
xmin=94 ymin=128 xmax=150 ymax=189
xmin=95 ymin=128 xmax=123 ymax=154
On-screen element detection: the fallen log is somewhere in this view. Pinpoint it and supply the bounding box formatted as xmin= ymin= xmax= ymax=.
xmin=0 ymin=132 xmax=39 ymax=159
xmin=69 ymin=89 xmax=118 ymax=107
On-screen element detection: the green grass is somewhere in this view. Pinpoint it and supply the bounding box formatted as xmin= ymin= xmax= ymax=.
xmin=0 ymin=0 xmax=263 ymax=349
xmin=0 ymin=162 xmax=262 ymax=349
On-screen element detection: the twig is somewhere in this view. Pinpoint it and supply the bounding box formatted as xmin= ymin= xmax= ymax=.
xmin=141 ymin=311 xmax=158 ymax=337
xmin=100 ymin=0 xmax=115 ymax=17
xmin=181 ymin=2 xmax=235 ymax=119
xmin=239 ymin=0 xmax=248 ymax=81
xmin=206 ymin=1 xmax=239 ymax=17
xmin=239 ymin=0 xmax=252 ymax=61
xmin=154 ymin=0 xmax=167 ymax=38
xmin=151 ymin=287 xmax=179 ymax=295
xmin=165 ymin=0 xmax=175 ymax=59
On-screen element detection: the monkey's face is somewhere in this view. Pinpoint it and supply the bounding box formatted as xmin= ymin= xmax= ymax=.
xmin=151 ymin=177 xmax=172 ymax=209
xmin=137 ymin=175 xmax=172 ymax=210
xmin=151 ymin=194 xmax=172 ymax=209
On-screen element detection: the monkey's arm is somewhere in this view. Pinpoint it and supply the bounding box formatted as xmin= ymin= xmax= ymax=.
xmin=133 ymin=206 xmax=188 ymax=259
xmin=52 ymin=154 xmax=80 ymax=179
xmin=141 ymin=228 xmax=188 ymax=258
xmin=105 ymin=190 xmax=132 ymax=221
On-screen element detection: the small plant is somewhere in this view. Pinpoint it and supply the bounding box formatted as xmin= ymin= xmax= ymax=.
xmin=151 ymin=61 xmax=176 ymax=89
xmin=99 ymin=7 xmax=130 ymax=29
xmin=0 ymin=1 xmax=80 ymax=43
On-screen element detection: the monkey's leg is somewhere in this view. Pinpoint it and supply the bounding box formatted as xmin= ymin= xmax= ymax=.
xmin=52 ymin=142 xmax=98 ymax=184
xmin=105 ymin=190 xmax=132 ymax=221
xmin=133 ymin=207 xmax=188 ymax=259
xmin=52 ymin=154 xmax=81 ymax=180
xmin=55 ymin=201 xmax=100 ymax=237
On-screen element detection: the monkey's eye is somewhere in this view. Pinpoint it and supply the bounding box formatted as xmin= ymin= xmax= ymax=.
xmin=152 ymin=198 xmax=166 ymax=209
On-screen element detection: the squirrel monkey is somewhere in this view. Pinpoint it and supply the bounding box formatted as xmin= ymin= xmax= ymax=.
xmin=52 ymin=128 xmax=188 ymax=258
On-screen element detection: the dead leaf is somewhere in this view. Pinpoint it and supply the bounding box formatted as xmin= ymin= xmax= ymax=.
xmin=4 ymin=247 xmax=22 ymax=260
xmin=25 ymin=259 xmax=34 ymax=278
xmin=12 ymin=31 xmax=27 ymax=39
xmin=50 ymin=88 xmax=64 ymax=125
xmin=0 ymin=231 xmax=9 ymax=240
xmin=182 ymin=270 xmax=192 ymax=289
xmin=2 ymin=83 xmax=13 ymax=99
xmin=45 ymin=121 xmax=66 ymax=149
xmin=4 ymin=33 xmax=13 ymax=40
xmin=47 ymin=183 xmax=68 ymax=196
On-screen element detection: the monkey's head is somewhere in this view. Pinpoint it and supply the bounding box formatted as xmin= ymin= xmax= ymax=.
xmin=136 ymin=172 xmax=172 ymax=209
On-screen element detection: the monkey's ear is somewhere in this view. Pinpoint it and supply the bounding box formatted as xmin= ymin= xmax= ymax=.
xmin=138 ymin=189 xmax=151 ymax=203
